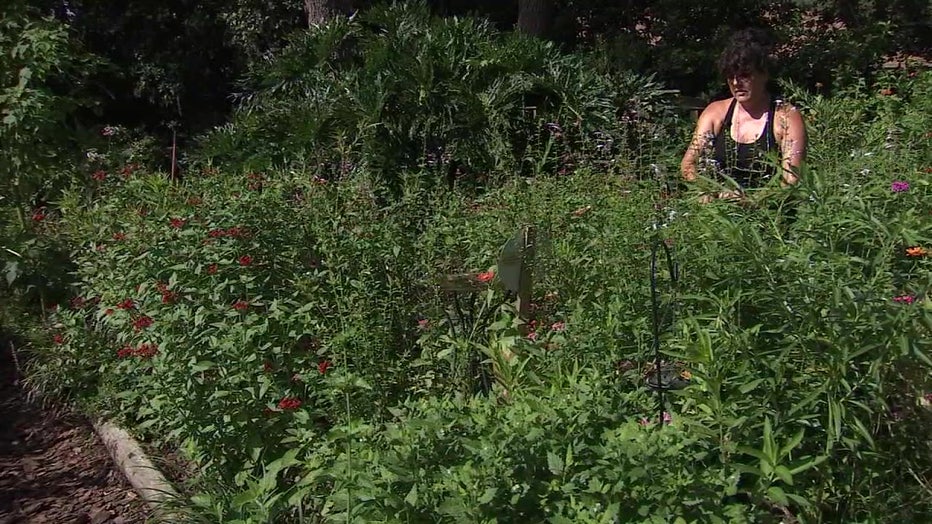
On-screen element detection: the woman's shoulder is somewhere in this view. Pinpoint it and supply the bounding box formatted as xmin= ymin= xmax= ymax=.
xmin=696 ymin=98 xmax=733 ymax=130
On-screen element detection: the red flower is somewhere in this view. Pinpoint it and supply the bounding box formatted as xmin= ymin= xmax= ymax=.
xmin=477 ymin=270 xmax=495 ymax=283
xmin=53 ymin=334 xmax=64 ymax=345
xmin=161 ymin=291 xmax=177 ymax=304
xmin=92 ymin=170 xmax=107 ymax=181
xmin=121 ymin=164 xmax=138 ymax=178
xmin=104 ymin=308 xmax=114 ymax=316
xmin=116 ymin=299 xmax=135 ymax=310
xmin=169 ymin=217 xmax=185 ymax=229
xmin=906 ymin=246 xmax=927 ymax=257
xmin=32 ymin=209 xmax=46 ymax=222
xmin=132 ymin=315 xmax=153 ymax=331
xmin=277 ymin=397 xmax=302 ymax=410
xmin=239 ymin=255 xmax=253 ymax=266
xmin=417 ymin=319 xmax=430 ymax=329
xmin=208 ymin=228 xmax=225 ymax=238
xmin=232 ymin=300 xmax=249 ymax=311
xmin=112 ymin=232 xmax=127 ymax=241
xmin=207 ymin=263 xmax=218 ymax=275
xmin=117 ymin=345 xmax=135 ymax=359
xmin=318 ymin=360 xmax=332 ymax=374
xmin=135 ymin=343 xmax=158 ymax=358
xmin=226 ymin=227 xmax=246 ymax=238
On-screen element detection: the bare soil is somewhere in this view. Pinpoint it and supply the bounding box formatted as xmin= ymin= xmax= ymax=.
xmin=0 ymin=342 xmax=150 ymax=524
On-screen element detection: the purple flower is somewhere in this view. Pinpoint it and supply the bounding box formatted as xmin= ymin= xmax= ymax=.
xmin=891 ymin=181 xmax=910 ymax=192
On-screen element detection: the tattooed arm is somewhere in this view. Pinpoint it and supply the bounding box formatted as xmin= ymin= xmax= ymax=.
xmin=775 ymin=103 xmax=807 ymax=186
xmin=680 ymin=103 xmax=723 ymax=182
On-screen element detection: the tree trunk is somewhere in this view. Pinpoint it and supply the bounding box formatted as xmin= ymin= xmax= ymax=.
xmin=304 ymin=0 xmax=353 ymax=27
xmin=517 ymin=0 xmax=554 ymax=38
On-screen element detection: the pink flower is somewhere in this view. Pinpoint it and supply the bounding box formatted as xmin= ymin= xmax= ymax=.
xmin=893 ymin=295 xmax=916 ymax=305
xmin=527 ymin=331 xmax=538 ymax=341
xmin=417 ymin=319 xmax=430 ymax=329
xmin=169 ymin=217 xmax=185 ymax=229
xmin=232 ymin=300 xmax=249 ymax=311
xmin=550 ymin=321 xmax=566 ymax=332
xmin=891 ymin=181 xmax=910 ymax=193
xmin=662 ymin=412 xmax=672 ymax=424
xmin=638 ymin=417 xmax=650 ymax=426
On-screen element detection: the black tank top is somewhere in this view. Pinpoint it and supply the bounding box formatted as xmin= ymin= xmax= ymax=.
xmin=712 ymin=98 xmax=779 ymax=189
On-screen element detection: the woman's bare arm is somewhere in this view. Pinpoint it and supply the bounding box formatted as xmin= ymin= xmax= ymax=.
xmin=680 ymin=103 xmax=721 ymax=182
xmin=775 ymin=104 xmax=807 ymax=186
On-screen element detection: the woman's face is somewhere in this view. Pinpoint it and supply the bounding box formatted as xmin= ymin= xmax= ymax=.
xmin=728 ymin=69 xmax=769 ymax=103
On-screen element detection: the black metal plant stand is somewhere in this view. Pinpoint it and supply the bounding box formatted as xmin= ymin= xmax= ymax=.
xmin=646 ymin=166 xmax=682 ymax=424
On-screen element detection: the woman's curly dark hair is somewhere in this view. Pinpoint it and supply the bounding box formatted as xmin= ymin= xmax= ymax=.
xmin=717 ymin=28 xmax=775 ymax=79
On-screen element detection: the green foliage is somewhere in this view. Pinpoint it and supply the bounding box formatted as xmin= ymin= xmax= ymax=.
xmin=198 ymin=2 xmax=676 ymax=196
xmin=5 ymin=5 xmax=932 ymax=522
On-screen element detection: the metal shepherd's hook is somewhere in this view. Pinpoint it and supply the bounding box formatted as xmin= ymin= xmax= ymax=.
xmin=648 ymin=164 xmax=680 ymax=425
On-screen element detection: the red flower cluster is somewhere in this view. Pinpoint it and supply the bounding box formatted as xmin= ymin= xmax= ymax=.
xmin=92 ymin=170 xmax=107 ymax=181
xmin=121 ymin=163 xmax=140 ymax=178
xmin=53 ymin=334 xmax=65 ymax=345
xmin=116 ymin=298 xmax=135 ymax=310
xmin=238 ymin=255 xmax=253 ymax=266
xmin=169 ymin=217 xmax=186 ymax=229
xmin=132 ymin=315 xmax=154 ymax=331
xmin=32 ymin=209 xmax=46 ymax=222
xmin=318 ymin=360 xmax=332 ymax=374
xmin=155 ymin=281 xmax=177 ymax=304
xmin=207 ymin=226 xmax=248 ymax=239
xmin=232 ymin=300 xmax=249 ymax=311
xmin=117 ymin=343 xmax=158 ymax=359
xmin=104 ymin=308 xmax=115 ymax=316
xmin=207 ymin=264 xmax=218 ymax=275
xmin=278 ymin=397 xmax=302 ymax=410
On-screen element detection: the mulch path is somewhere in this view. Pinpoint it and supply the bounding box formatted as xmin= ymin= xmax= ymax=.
xmin=0 ymin=341 xmax=151 ymax=524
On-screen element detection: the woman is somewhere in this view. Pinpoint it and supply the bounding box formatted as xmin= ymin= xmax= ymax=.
xmin=680 ymin=29 xmax=807 ymax=201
